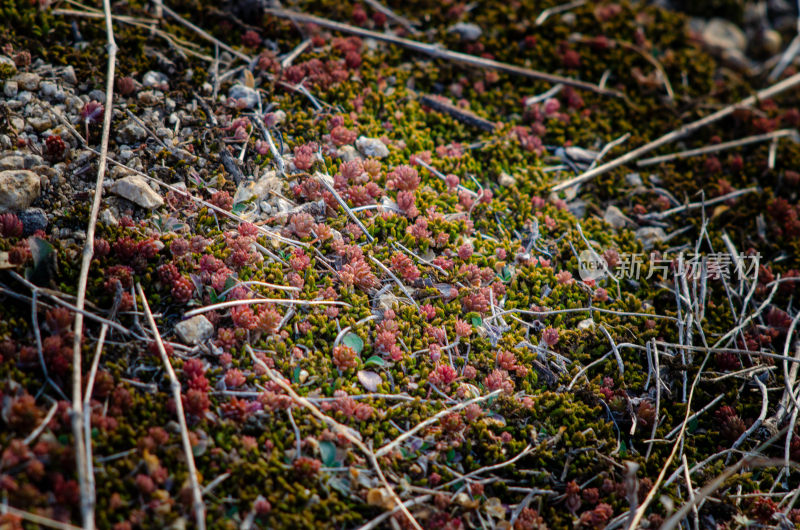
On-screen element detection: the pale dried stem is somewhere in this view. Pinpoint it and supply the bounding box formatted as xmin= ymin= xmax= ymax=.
xmin=248 ymin=345 xmax=423 ymax=530
xmin=183 ymin=298 xmax=350 ymax=318
xmin=637 ymin=129 xmax=798 ymax=167
xmin=376 ymin=390 xmax=503 ymax=457
xmin=265 ymin=8 xmax=623 ymax=98
xmin=551 ymin=71 xmax=800 ymax=191
xmin=638 ymin=187 xmax=758 ymax=221
xmin=137 ymin=284 xmax=206 ymax=529
xmin=661 ymin=458 xmax=795 ymax=530
xmin=22 ymin=401 xmax=58 ymax=446
xmin=161 ymin=4 xmax=252 ymax=62
xmin=69 ymin=0 xmax=116 ymax=525
xmin=0 ymin=503 xmax=82 ymax=530
xmin=357 ymin=495 xmax=432 ymax=530
xmin=82 ymin=323 xmax=108 ymax=523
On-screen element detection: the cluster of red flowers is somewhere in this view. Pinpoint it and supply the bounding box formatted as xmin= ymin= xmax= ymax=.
xmin=374 ymin=310 xmax=402 ymax=361
xmin=0 ymin=213 xmax=23 ymax=238
xmin=332 ymin=345 xmax=358 ymax=371
xmin=182 ymin=358 xmax=210 ymax=417
xmin=428 ymin=364 xmax=458 ymax=387
xmin=483 ymin=369 xmax=514 ymax=394
xmin=320 ymin=390 xmax=374 ymax=420
xmin=390 ymin=252 xmax=420 ymax=283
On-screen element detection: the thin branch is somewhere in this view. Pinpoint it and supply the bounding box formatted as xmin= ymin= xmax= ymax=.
xmin=264 ymin=8 xmax=623 ymax=98
xmin=22 ymin=401 xmax=58 ymax=445
xmin=637 ymin=129 xmax=798 ymax=167
xmin=82 ymin=323 xmax=108 ymax=525
xmin=661 ymin=458 xmax=796 ymax=530
xmin=70 ymin=1 xmax=117 ymax=526
xmin=280 ymin=38 xmax=312 ymax=68
xmin=357 ymin=495 xmax=431 ymax=530
xmin=362 ymin=0 xmax=418 ymax=34
xmin=375 ymin=390 xmax=502 ymax=457
xmin=638 ymin=187 xmax=758 ymax=221
xmin=160 ymin=4 xmax=252 ymax=62
xmin=535 ymin=0 xmax=586 ymax=26
xmin=0 ymin=503 xmax=82 ymax=530
xmin=183 ymin=298 xmax=350 ymax=318
xmin=662 ymin=394 xmax=725 ymax=440
xmin=315 ymin=173 xmax=374 ymax=243
xmin=551 ymin=71 xmax=800 ymax=191
xmin=248 ymin=345 xmax=423 ymax=530
xmin=418 ymin=94 xmax=497 ymax=131
xmin=137 ymin=284 xmax=206 ymax=529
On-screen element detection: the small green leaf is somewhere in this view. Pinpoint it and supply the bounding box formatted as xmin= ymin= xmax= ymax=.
xmin=471 ymin=316 xmax=483 ymax=327
xmin=319 ymin=441 xmax=337 ymax=467
xmin=29 ymin=237 xmax=57 ymax=285
xmin=363 ymin=356 xmax=385 ymax=368
xmin=208 ymin=287 xmax=223 ymax=304
xmin=342 ymin=333 xmax=364 ymax=354
xmin=498 ymin=265 xmax=512 ymax=283
xmin=292 ymin=366 xmax=302 ymax=383
xmin=688 ymin=418 xmax=699 ymax=434
xmin=231 ymin=202 xmax=247 ymax=214
xmin=328 ymin=477 xmax=350 ymax=496
xmin=619 ymin=440 xmax=628 ymax=457
xmin=224 ymin=275 xmax=237 ymax=291
xmin=446 ymin=448 xmax=456 ymax=462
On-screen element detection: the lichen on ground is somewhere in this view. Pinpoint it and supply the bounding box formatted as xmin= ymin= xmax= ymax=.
xmin=0 ymin=0 xmax=799 ymax=528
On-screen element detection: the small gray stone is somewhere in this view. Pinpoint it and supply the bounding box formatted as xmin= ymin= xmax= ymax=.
xmin=40 ymin=81 xmax=58 ymax=98
xmin=117 ymin=121 xmax=147 ymax=144
xmin=88 ymin=89 xmax=105 ymax=103
xmin=757 ymin=29 xmax=782 ymax=56
xmin=17 ymin=207 xmax=47 ymax=236
xmin=60 ymin=66 xmax=77 ymax=86
xmin=448 ymin=22 xmax=482 ymax=41
xmin=9 ymin=119 xmax=24 ymax=134
xmin=175 ymin=315 xmax=213 ymax=345
xmin=568 ymin=199 xmax=587 ymax=218
xmin=110 ymin=175 xmax=164 ymax=209
xmin=27 ymin=116 xmax=53 ymax=132
xmin=0 ymin=152 xmax=43 ymax=170
xmin=498 ymin=172 xmax=516 ymax=187
xmin=137 ymin=90 xmax=162 ymax=106
xmin=142 ymin=71 xmax=169 ymax=88
xmin=0 ymin=170 xmax=41 ymax=212
xmin=355 ymin=136 xmax=390 ymax=158
xmin=4 ymin=81 xmax=17 ymax=98
xmin=625 ymin=173 xmax=643 ymax=187
xmin=337 ymin=145 xmax=362 ymax=162
xmin=14 ymin=72 xmax=40 ymax=91
xmin=604 ymin=205 xmax=637 ymax=229
xmin=99 ymin=208 xmax=118 ymax=226
xmin=635 ymin=227 xmax=667 ymax=249
xmin=118 ymin=148 xmax=134 ymax=162
xmin=15 ymin=91 xmax=32 ymax=104
xmin=266 ymin=109 xmax=286 ymax=126
xmin=357 ymin=370 xmax=382 ymax=392
xmin=228 ymin=84 xmax=259 ymax=109
xmin=701 ymin=18 xmax=746 ymax=52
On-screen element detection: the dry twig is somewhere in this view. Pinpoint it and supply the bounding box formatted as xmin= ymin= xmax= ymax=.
xmin=137 ymin=284 xmax=206 ymax=529
xmin=69 ymin=1 xmax=116 ymax=525
xmin=248 ymin=345 xmax=423 ymax=530
xmin=551 ymin=71 xmax=800 ymax=191
xmin=264 ymin=8 xmax=623 ymax=98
